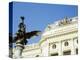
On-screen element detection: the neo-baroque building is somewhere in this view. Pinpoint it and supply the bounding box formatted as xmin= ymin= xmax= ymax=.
xmin=13 ymin=16 xmax=78 ymax=58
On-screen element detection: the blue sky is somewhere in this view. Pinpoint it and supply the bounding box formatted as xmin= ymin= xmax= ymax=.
xmin=11 ymin=2 xmax=78 ymax=44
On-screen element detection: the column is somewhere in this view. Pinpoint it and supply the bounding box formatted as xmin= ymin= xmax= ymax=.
xmin=58 ymin=41 xmax=62 ymax=56
xmin=14 ymin=45 xmax=23 ymax=58
xmin=71 ymin=39 xmax=75 ymax=55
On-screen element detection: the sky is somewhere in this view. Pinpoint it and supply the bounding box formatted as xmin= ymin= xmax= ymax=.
xmin=10 ymin=2 xmax=78 ymax=44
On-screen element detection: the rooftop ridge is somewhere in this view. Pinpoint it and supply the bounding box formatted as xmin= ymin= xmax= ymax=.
xmin=44 ymin=16 xmax=78 ymax=32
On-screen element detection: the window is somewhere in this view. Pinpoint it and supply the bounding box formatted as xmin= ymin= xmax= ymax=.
xmin=76 ymin=49 xmax=78 ymax=54
xmin=52 ymin=44 xmax=56 ymax=49
xmin=36 ymin=55 xmax=39 ymax=57
xmin=77 ymin=40 xmax=78 ymax=44
xmin=64 ymin=41 xmax=69 ymax=46
xmin=70 ymin=19 xmax=72 ymax=21
xmin=73 ymin=37 xmax=78 ymax=44
xmin=63 ymin=50 xmax=71 ymax=55
xmin=51 ymin=53 xmax=58 ymax=56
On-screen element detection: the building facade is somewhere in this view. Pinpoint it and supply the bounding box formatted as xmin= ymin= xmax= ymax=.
xmin=13 ymin=16 xmax=78 ymax=58
xmin=40 ymin=17 xmax=78 ymax=56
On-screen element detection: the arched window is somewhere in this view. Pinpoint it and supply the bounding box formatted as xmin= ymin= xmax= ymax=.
xmin=73 ymin=37 xmax=78 ymax=44
xmin=52 ymin=44 xmax=56 ymax=49
xmin=64 ymin=41 xmax=69 ymax=46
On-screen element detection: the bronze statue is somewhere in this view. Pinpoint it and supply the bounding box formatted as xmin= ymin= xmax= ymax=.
xmin=9 ymin=16 xmax=41 ymax=58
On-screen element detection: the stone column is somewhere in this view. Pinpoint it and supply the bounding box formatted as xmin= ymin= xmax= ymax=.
xmin=14 ymin=39 xmax=24 ymax=59
xmin=58 ymin=41 xmax=62 ymax=56
xmin=41 ymin=39 xmax=49 ymax=57
xmin=14 ymin=44 xmax=24 ymax=58
xmin=71 ymin=39 xmax=75 ymax=55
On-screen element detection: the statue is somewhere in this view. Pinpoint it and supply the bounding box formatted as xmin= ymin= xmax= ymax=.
xmin=9 ymin=16 xmax=41 ymax=58
xmin=59 ymin=17 xmax=70 ymax=26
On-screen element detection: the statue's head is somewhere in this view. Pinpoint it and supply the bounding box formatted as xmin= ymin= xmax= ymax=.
xmin=20 ymin=16 xmax=24 ymax=20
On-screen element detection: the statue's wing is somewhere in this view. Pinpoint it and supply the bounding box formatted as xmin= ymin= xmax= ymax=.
xmin=9 ymin=31 xmax=41 ymax=43
xmin=9 ymin=33 xmax=15 ymax=48
xmin=9 ymin=33 xmax=17 ymax=44
xmin=25 ymin=31 xmax=41 ymax=39
xmin=9 ymin=33 xmax=13 ymax=44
